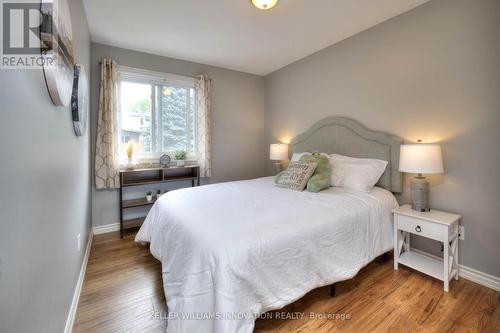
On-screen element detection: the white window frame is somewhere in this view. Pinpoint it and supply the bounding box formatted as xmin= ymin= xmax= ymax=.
xmin=117 ymin=66 xmax=197 ymax=162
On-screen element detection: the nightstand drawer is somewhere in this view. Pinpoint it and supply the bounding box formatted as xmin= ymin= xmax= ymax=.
xmin=397 ymin=215 xmax=445 ymax=241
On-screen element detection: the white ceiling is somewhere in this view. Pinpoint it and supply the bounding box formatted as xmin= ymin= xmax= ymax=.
xmin=83 ymin=0 xmax=430 ymax=75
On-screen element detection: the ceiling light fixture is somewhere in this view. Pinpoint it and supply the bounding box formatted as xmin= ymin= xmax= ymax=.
xmin=251 ymin=0 xmax=279 ymax=10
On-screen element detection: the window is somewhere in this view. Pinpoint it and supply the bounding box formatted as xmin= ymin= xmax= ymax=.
xmin=118 ymin=67 xmax=196 ymax=163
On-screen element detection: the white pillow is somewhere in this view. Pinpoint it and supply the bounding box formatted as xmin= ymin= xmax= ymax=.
xmin=290 ymin=152 xmax=329 ymax=162
xmin=329 ymin=154 xmax=388 ymax=192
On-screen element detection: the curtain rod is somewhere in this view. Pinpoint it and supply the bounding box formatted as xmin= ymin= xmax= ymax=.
xmin=98 ymin=61 xmax=199 ymax=81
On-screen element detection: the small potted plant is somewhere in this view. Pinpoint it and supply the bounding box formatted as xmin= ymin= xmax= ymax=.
xmin=175 ymin=149 xmax=187 ymax=166
xmin=156 ymin=190 xmax=162 ymax=199
xmin=146 ymin=191 xmax=153 ymax=202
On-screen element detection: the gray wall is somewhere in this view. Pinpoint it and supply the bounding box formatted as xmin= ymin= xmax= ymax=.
xmin=91 ymin=43 xmax=266 ymax=227
xmin=264 ymin=0 xmax=500 ymax=277
xmin=0 ymin=0 xmax=91 ymax=332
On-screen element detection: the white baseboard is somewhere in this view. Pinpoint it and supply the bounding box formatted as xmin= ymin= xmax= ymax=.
xmin=458 ymin=265 xmax=500 ymax=291
xmin=64 ymin=231 xmax=93 ymax=333
xmin=92 ymin=223 xmax=120 ymax=235
xmin=410 ymin=248 xmax=500 ymax=291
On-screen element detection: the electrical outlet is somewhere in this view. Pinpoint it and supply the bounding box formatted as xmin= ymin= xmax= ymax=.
xmin=458 ymin=226 xmax=465 ymax=240
xmin=77 ymin=233 xmax=81 ymax=252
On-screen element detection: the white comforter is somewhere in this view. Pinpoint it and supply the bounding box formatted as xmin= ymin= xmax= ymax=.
xmin=136 ymin=177 xmax=398 ymax=333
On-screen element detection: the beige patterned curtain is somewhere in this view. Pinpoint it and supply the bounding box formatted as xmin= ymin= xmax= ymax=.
xmin=195 ymin=75 xmax=212 ymax=178
xmin=95 ymin=59 xmax=120 ymax=189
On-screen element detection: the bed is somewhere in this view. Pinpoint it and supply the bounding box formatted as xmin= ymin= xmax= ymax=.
xmin=136 ymin=117 xmax=403 ymax=333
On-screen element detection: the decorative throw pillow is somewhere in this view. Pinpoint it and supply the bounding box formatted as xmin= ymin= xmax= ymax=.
xmin=275 ymin=161 xmax=318 ymax=191
xmin=300 ymin=152 xmax=331 ymax=192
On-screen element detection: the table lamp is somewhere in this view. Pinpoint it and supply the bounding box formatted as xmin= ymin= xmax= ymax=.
xmin=269 ymin=143 xmax=288 ymax=174
xmin=399 ymin=141 xmax=444 ymax=212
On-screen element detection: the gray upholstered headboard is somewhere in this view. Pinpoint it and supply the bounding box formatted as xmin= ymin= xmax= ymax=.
xmin=290 ymin=117 xmax=403 ymax=193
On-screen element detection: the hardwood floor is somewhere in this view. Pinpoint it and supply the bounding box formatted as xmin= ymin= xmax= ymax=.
xmin=74 ymin=232 xmax=500 ymax=332
xmin=74 ymin=232 xmax=166 ymax=333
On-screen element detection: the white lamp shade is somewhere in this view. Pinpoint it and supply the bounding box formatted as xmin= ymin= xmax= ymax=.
xmin=399 ymin=144 xmax=444 ymax=174
xmin=269 ymin=143 xmax=289 ymax=160
xmin=252 ymin=0 xmax=279 ymax=10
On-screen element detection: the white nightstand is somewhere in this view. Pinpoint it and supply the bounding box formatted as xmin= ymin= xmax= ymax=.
xmin=393 ymin=204 xmax=461 ymax=292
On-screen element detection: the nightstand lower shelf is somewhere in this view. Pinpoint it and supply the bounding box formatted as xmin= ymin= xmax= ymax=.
xmin=399 ymin=251 xmax=442 ymax=280
xmin=398 ymin=251 xmax=457 ymax=282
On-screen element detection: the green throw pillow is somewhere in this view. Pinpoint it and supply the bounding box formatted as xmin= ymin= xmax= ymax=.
xmin=299 ymin=152 xmax=331 ymax=192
